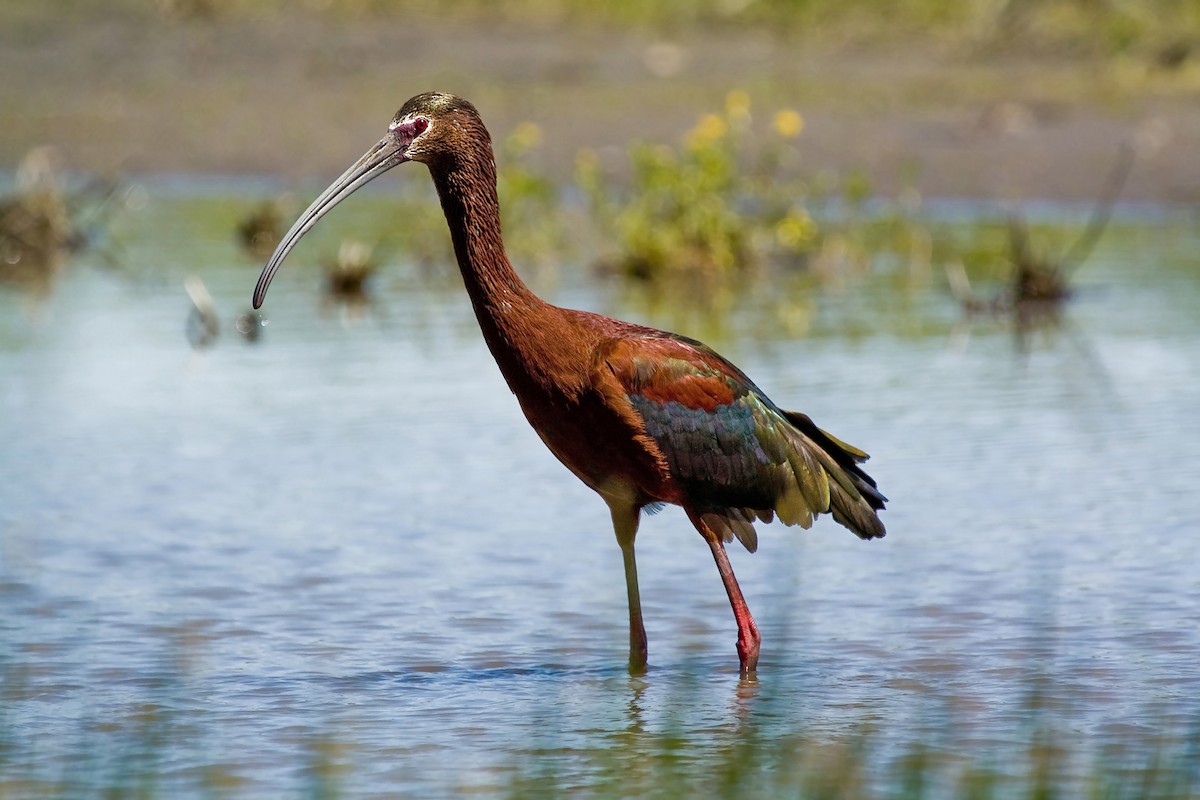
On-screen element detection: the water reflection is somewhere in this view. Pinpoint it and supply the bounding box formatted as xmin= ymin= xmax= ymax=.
xmin=184 ymin=276 xmax=220 ymax=348
xmin=1 ymin=195 xmax=1199 ymax=795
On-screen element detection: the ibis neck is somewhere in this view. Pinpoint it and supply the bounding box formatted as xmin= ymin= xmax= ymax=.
xmin=428 ymin=154 xmax=575 ymax=396
xmin=430 ymin=158 xmax=542 ymax=322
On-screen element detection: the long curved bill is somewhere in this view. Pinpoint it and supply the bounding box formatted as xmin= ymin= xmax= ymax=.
xmin=253 ymin=134 xmax=408 ymax=308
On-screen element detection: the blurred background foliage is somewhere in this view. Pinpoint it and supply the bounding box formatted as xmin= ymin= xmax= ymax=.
xmin=146 ymin=0 xmax=1200 ymax=58
xmin=3 ymin=0 xmax=1183 ymax=332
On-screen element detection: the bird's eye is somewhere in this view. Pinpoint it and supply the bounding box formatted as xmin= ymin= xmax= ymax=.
xmin=412 ymin=117 xmax=429 ymax=134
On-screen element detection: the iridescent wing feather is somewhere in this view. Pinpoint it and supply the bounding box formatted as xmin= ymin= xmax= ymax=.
xmin=596 ymin=333 xmax=886 ymax=552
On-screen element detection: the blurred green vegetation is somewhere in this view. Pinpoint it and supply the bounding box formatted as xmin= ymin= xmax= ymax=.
xmin=0 ymin=147 xmax=120 ymax=301
xmin=1 ymin=85 xmax=1130 ymax=346
xmin=573 ymin=90 xmax=935 ymax=332
xmin=3 ymin=647 xmax=1197 ymax=799
xmin=142 ymin=0 xmax=1200 ymax=58
xmin=577 ymin=92 xmax=810 ymax=284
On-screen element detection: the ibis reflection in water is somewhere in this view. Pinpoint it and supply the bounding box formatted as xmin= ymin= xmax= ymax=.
xmin=253 ymin=93 xmax=886 ymax=674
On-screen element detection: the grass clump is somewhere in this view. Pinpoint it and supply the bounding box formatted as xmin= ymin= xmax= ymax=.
xmin=575 ymin=90 xmax=936 ymax=336
xmin=576 ymin=91 xmax=818 ymax=290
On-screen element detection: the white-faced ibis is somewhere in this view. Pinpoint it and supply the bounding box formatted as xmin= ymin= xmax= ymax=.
xmin=253 ymin=93 xmax=886 ymax=674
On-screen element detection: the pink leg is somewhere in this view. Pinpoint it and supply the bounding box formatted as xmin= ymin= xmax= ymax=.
xmin=690 ymin=511 xmax=761 ymax=673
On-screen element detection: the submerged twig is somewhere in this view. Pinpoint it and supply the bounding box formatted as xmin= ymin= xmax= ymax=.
xmin=1059 ymin=141 xmax=1135 ymax=274
xmin=185 ymin=275 xmax=220 ymax=349
xmin=952 ymin=143 xmax=1135 ymax=320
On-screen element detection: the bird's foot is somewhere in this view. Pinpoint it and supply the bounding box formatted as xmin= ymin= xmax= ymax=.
xmin=628 ymin=640 xmax=648 ymax=676
xmin=736 ymin=625 xmax=761 ymax=674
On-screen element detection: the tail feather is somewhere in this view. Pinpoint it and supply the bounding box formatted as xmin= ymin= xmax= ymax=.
xmin=785 ymin=440 xmax=831 ymax=517
xmin=696 ymin=412 xmax=886 ymax=553
xmin=698 ymin=510 xmax=759 ymax=553
xmin=781 ymin=409 xmax=887 ymax=540
xmin=830 ymin=481 xmax=887 ymax=539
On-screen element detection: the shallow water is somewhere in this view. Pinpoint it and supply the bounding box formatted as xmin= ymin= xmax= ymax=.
xmin=1 ymin=194 xmax=1198 ymax=795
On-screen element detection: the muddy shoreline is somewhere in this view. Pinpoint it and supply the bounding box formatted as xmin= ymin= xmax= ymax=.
xmin=2 ymin=7 xmax=1198 ymax=204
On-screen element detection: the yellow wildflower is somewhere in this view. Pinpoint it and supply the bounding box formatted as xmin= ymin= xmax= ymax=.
xmin=772 ymin=109 xmax=804 ymax=139
xmin=687 ymin=113 xmax=728 ymax=148
xmin=725 ymin=90 xmax=751 ymax=124
xmin=775 ymin=210 xmax=817 ymax=250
